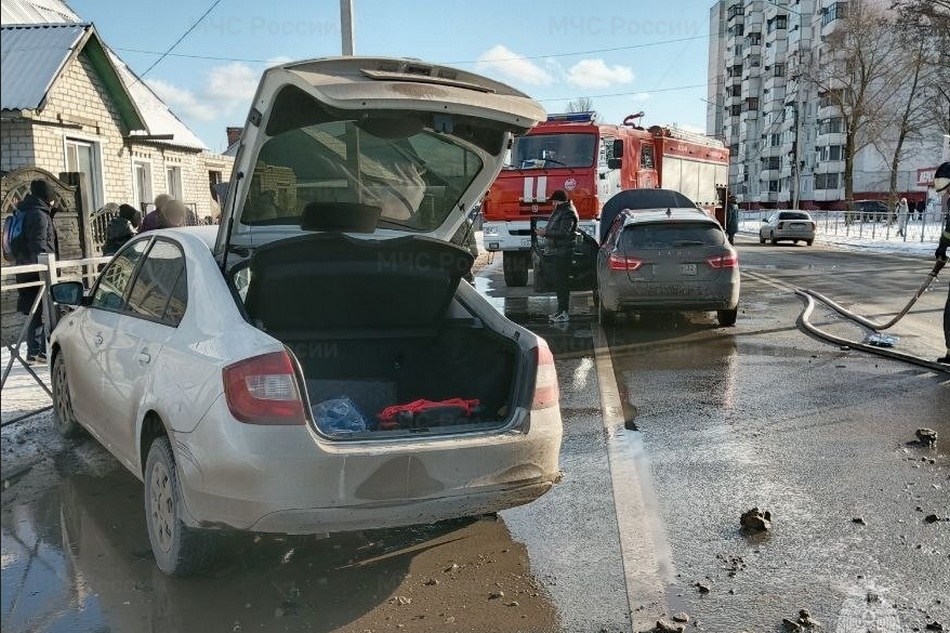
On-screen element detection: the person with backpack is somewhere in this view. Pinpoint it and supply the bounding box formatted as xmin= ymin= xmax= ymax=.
xmin=102 ymin=204 xmax=142 ymax=255
xmin=12 ymin=179 xmax=60 ymax=364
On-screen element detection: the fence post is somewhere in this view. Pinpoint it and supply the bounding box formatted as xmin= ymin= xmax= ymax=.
xmin=39 ymin=253 xmax=59 ymax=339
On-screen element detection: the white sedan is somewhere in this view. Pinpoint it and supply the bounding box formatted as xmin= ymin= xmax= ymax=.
xmin=48 ymin=57 xmax=563 ymax=576
xmin=758 ymin=210 xmax=817 ymax=246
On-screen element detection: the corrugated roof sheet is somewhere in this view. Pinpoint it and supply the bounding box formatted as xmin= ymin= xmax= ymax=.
xmin=109 ymin=51 xmax=207 ymax=150
xmin=0 ymin=0 xmax=79 ymax=25
xmin=0 ymin=23 xmax=89 ymax=111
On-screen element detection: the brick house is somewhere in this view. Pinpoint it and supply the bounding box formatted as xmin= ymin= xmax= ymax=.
xmin=0 ymin=6 xmax=233 ymax=232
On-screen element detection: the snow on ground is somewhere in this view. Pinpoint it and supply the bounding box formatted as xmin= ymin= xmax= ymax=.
xmin=739 ymin=217 xmax=942 ymax=257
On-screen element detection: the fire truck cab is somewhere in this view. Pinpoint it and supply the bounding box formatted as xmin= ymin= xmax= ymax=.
xmin=481 ymin=112 xmax=728 ymax=287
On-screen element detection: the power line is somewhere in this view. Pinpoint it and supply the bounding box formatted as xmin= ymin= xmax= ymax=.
xmin=135 ymin=0 xmax=226 ymax=81
xmin=113 ymin=32 xmax=712 ymax=68
xmin=536 ymin=81 xmax=713 ymax=103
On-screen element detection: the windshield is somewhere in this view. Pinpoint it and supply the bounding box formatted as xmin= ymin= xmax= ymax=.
xmin=508 ymin=133 xmax=596 ymax=169
xmin=243 ymin=121 xmax=484 ymax=231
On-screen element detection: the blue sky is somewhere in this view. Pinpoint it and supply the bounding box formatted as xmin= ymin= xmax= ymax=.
xmin=71 ymin=0 xmax=716 ymax=152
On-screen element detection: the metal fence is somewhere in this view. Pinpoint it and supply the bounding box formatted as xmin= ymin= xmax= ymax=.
xmin=1 ymin=254 xmax=111 ymax=425
xmin=740 ymin=209 xmax=945 ymax=244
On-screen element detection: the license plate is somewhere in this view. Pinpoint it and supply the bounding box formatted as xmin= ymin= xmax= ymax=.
xmin=790 ymin=223 xmax=806 ymax=229
xmin=681 ymin=263 xmax=697 ymax=276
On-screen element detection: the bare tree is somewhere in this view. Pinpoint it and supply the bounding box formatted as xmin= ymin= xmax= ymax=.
xmin=566 ymin=97 xmax=597 ymax=120
xmin=871 ymin=34 xmax=937 ymax=206
xmin=806 ymin=1 xmax=900 ymax=208
xmin=895 ymin=0 xmax=950 ymax=138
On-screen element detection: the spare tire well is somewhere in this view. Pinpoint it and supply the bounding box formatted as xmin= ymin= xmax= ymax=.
xmin=140 ymin=413 xmax=167 ymax=476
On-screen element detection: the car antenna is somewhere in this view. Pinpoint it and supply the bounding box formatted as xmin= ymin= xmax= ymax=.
xmin=220 ymin=170 xmax=245 ymax=273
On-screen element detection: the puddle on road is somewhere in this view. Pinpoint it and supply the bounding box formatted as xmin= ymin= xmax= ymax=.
xmin=1 ymin=464 xmax=560 ymax=633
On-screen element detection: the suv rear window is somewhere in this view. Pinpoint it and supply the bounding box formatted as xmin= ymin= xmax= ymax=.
xmin=622 ymin=222 xmax=724 ymax=249
xmin=778 ymin=212 xmax=810 ymax=220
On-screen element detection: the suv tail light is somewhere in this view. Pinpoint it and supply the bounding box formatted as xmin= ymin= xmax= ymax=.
xmin=607 ymin=254 xmax=645 ymax=271
xmin=223 ymin=351 xmax=306 ymax=425
xmin=707 ymin=253 xmax=739 ymax=269
xmin=532 ymin=340 xmax=559 ymax=410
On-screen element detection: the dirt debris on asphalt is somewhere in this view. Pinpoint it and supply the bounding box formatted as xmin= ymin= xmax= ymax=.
xmin=740 ymin=507 xmax=772 ymax=532
xmin=916 ymin=428 xmax=938 ymax=446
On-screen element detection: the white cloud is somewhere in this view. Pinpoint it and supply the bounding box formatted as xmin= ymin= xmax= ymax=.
xmin=566 ymin=59 xmax=635 ymax=89
xmin=476 ymin=45 xmax=553 ymax=86
xmin=147 ymin=61 xmax=266 ymax=124
xmin=147 ymin=78 xmax=218 ymax=122
xmin=205 ymin=62 xmax=260 ymax=103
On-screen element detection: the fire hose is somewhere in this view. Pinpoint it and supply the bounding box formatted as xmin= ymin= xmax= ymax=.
xmin=793 ymin=259 xmax=949 ymax=373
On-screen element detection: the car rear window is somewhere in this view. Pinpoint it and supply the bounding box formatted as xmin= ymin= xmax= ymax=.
xmin=621 ymin=222 xmax=724 ymax=249
xmin=778 ymin=212 xmax=810 ymax=220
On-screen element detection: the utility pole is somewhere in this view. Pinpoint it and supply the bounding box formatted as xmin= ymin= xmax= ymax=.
xmin=341 ymin=0 xmax=354 ymax=56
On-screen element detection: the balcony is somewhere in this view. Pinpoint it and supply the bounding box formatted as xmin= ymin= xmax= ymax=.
xmin=760 ymin=168 xmax=781 ymax=180
xmin=815 ymin=131 xmax=846 ymax=146
xmin=812 ymin=158 xmax=845 ymax=173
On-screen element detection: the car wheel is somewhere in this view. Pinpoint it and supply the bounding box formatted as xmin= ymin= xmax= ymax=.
xmin=51 ymin=351 xmax=83 ymax=438
xmin=759 ymin=234 xmax=766 ymax=244
xmin=145 ymin=436 xmax=214 ymax=576
xmin=599 ymin=302 xmax=616 ymax=326
xmin=770 ymin=232 xmax=778 ymax=245
xmin=503 ymin=252 xmax=529 ymax=287
xmin=717 ymin=308 xmax=738 ymax=327
xmin=806 ymin=239 xmax=813 ymax=246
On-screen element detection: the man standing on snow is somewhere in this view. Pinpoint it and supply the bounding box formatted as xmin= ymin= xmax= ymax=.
xmin=933 ymin=161 xmax=950 ymax=365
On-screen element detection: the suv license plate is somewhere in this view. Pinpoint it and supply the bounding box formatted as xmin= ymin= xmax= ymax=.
xmin=681 ymin=263 xmax=697 ymax=276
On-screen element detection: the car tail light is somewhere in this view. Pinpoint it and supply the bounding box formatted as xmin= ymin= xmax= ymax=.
xmin=707 ymin=253 xmax=739 ymax=269
xmin=607 ymin=254 xmax=645 ymax=271
xmin=532 ymin=340 xmax=559 ymax=410
xmin=223 ymin=351 xmax=306 ymax=425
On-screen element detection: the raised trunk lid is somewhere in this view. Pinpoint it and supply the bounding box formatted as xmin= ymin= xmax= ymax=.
xmin=217 ymin=57 xmax=546 ymax=251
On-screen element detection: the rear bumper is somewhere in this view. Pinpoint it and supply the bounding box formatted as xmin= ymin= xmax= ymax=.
xmin=174 ymin=398 xmax=563 ymax=533
xmin=599 ymin=271 xmax=740 ymax=312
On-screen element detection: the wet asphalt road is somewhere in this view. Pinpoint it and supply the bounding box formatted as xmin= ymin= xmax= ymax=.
xmin=2 ymin=238 xmax=948 ymax=633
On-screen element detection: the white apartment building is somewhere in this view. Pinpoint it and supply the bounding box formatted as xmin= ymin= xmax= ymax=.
xmin=707 ymin=0 xmax=947 ymax=209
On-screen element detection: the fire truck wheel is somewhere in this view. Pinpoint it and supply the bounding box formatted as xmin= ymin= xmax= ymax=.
xmin=503 ymin=252 xmax=529 ymax=287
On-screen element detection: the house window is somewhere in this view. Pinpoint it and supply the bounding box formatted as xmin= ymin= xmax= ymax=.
xmin=64 ymin=138 xmax=103 ymax=213
xmin=133 ymin=160 xmax=152 ymax=211
xmin=166 ymin=165 xmax=183 ymax=201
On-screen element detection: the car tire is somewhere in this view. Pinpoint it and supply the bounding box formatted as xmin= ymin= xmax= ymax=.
xmin=717 ymin=308 xmax=738 ymax=327
xmin=770 ymin=232 xmax=778 ymax=245
xmin=806 ymin=239 xmax=813 ymax=246
xmin=51 ymin=351 xmax=83 ymax=438
xmin=503 ymin=252 xmax=529 ymax=287
xmin=599 ymin=302 xmax=616 ymax=326
xmin=145 ymin=436 xmax=214 ymax=576
xmin=759 ymin=234 xmax=766 ymax=244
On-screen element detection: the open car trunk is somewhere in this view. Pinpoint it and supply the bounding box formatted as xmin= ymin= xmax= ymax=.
xmin=238 ymin=233 xmax=519 ymax=439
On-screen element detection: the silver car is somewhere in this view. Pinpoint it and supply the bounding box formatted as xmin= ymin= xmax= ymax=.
xmin=596 ymin=207 xmax=740 ymax=326
xmin=759 ymin=210 xmax=816 ymax=246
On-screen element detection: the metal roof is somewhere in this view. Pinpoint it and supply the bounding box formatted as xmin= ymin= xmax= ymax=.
xmin=0 ymin=23 xmax=89 ymax=111
xmin=0 ymin=0 xmax=79 ymax=25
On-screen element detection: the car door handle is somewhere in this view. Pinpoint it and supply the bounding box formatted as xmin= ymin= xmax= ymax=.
xmin=137 ymin=351 xmax=152 ymax=365
xmin=94 ymin=333 xmax=103 ymax=346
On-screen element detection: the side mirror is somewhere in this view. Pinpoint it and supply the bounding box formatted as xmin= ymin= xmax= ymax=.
xmin=761 ymin=218 xmax=768 ymax=222
xmin=607 ymin=158 xmax=623 ymax=170
xmin=612 ymin=139 xmax=624 ymax=158
xmin=50 ymin=281 xmax=85 ymax=306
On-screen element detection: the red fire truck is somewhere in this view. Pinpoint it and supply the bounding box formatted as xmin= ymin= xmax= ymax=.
xmin=480 ymin=112 xmax=730 ymax=286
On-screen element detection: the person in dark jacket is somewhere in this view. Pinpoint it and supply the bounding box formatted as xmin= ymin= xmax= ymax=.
xmin=932 ymin=162 xmax=950 ymax=365
xmin=536 ymin=189 xmax=579 ymax=322
xmin=726 ymin=197 xmax=740 ymax=245
xmin=138 ymin=193 xmax=172 ymax=233
xmin=102 ymin=204 xmax=142 ymax=255
xmin=13 ymin=179 xmax=59 ymax=363
xmin=916 ymin=199 xmax=926 ymax=222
